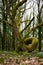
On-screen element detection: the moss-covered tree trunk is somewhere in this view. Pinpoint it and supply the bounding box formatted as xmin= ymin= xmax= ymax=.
xmin=11 ymin=0 xmax=27 ymax=51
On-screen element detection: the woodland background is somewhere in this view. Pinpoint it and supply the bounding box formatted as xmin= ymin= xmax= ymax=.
xmin=0 ymin=0 xmax=43 ymax=65
xmin=0 ymin=0 xmax=43 ymax=52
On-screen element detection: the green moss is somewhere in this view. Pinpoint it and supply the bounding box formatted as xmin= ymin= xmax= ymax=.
xmin=24 ymin=37 xmax=39 ymax=52
xmin=16 ymin=37 xmax=39 ymax=52
xmin=31 ymin=38 xmax=38 ymax=49
xmin=24 ymin=37 xmax=32 ymax=45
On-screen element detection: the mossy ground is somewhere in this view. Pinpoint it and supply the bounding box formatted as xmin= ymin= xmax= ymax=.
xmin=0 ymin=51 xmax=43 ymax=65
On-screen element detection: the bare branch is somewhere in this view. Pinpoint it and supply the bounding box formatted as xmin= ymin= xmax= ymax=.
xmin=37 ymin=5 xmax=43 ymax=18
xmin=0 ymin=19 xmax=12 ymax=27
xmin=23 ymin=23 xmax=43 ymax=40
xmin=20 ymin=17 xmax=34 ymax=33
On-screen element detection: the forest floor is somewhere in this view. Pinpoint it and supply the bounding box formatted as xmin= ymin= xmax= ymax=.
xmin=0 ymin=51 xmax=43 ymax=65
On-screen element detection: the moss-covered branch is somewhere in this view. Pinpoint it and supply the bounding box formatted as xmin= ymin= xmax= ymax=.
xmin=12 ymin=0 xmax=27 ymax=20
xmin=24 ymin=37 xmax=38 ymax=52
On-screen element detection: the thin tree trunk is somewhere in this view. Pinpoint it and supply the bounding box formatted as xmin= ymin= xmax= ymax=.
xmin=38 ymin=0 xmax=41 ymax=52
xmin=2 ymin=0 xmax=7 ymax=50
xmin=33 ymin=4 xmax=34 ymax=37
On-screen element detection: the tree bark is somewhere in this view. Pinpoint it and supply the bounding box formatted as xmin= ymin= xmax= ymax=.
xmin=11 ymin=0 xmax=27 ymax=50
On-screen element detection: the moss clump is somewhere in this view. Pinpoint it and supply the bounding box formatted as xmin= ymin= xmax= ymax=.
xmin=24 ymin=37 xmax=38 ymax=52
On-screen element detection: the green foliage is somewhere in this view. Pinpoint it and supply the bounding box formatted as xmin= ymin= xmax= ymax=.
xmin=37 ymin=52 xmax=43 ymax=58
